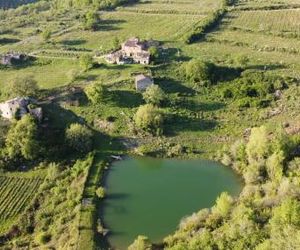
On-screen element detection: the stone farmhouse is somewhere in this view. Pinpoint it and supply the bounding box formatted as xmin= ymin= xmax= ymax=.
xmin=0 ymin=52 xmax=25 ymax=66
xmin=0 ymin=97 xmax=43 ymax=121
xmin=135 ymin=74 xmax=153 ymax=91
xmin=106 ymin=38 xmax=158 ymax=65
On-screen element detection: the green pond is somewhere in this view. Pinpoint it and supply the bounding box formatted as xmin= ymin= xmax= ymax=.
xmin=102 ymin=157 xmax=242 ymax=249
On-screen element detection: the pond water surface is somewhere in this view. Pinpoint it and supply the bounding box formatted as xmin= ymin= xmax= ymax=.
xmin=102 ymin=157 xmax=242 ymax=249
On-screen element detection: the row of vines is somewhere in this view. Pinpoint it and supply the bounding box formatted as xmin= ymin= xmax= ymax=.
xmin=0 ymin=176 xmax=42 ymax=221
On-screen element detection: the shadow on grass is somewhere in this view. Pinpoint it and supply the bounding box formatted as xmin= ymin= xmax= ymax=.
xmin=0 ymin=37 xmax=20 ymax=45
xmin=165 ymin=115 xmax=218 ymax=136
xmin=244 ymin=63 xmax=286 ymax=71
xmin=155 ymin=77 xmax=195 ymax=94
xmin=184 ymin=100 xmax=225 ymax=112
xmin=60 ymin=39 xmax=86 ymax=46
xmin=109 ymin=89 xmax=143 ymax=108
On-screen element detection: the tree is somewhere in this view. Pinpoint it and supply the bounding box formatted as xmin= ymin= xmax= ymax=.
xmin=142 ymin=84 xmax=165 ymax=106
xmin=149 ymin=46 xmax=159 ymax=59
xmin=84 ymin=83 xmax=107 ymax=104
xmin=128 ymin=235 xmax=152 ymax=250
xmin=65 ymin=123 xmax=93 ymax=153
xmin=246 ymin=126 xmax=270 ymax=164
xmin=80 ymin=54 xmax=94 ymax=71
xmin=134 ymin=104 xmax=164 ymax=135
xmin=112 ymin=37 xmax=120 ymax=50
xmin=266 ymin=151 xmax=284 ymax=182
xmin=5 ymin=114 xmax=39 ymax=160
xmin=83 ymin=10 xmax=99 ymax=30
xmin=212 ymin=192 xmax=233 ymax=217
xmin=10 ymin=75 xmax=39 ymax=98
xmin=183 ymin=59 xmax=214 ymax=86
xmin=41 ymin=29 xmax=51 ymax=42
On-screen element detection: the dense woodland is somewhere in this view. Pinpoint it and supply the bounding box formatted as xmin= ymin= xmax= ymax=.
xmin=0 ymin=0 xmax=300 ymax=249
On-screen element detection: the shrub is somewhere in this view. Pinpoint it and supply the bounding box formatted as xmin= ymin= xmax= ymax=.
xmin=183 ymin=59 xmax=214 ymax=86
xmin=65 ymin=123 xmax=93 ymax=153
xmin=134 ymin=104 xmax=164 ymax=135
xmin=79 ymin=54 xmax=94 ymax=71
xmin=35 ymin=232 xmax=51 ymax=245
xmin=96 ymin=187 xmax=105 ymax=198
xmin=84 ymin=83 xmax=107 ymax=104
xmin=142 ymin=84 xmax=165 ymax=106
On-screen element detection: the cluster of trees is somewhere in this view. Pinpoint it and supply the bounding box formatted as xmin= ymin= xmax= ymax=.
xmin=181 ymin=59 xmax=215 ymax=87
xmin=158 ymin=125 xmax=300 ymax=249
xmin=221 ymin=72 xmax=290 ymax=108
xmin=135 ymin=84 xmax=166 ymax=135
xmin=0 ymin=115 xmax=40 ymax=170
xmin=82 ymin=10 xmax=100 ymax=30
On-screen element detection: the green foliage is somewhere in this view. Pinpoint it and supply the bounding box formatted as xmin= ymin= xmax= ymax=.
xmin=35 ymin=232 xmax=51 ymax=245
xmin=128 ymin=235 xmax=152 ymax=250
xmin=79 ymin=54 xmax=94 ymax=71
xmin=183 ymin=59 xmax=214 ymax=86
xmin=246 ymin=126 xmax=269 ymax=164
xmin=83 ymin=10 xmax=100 ymax=31
xmin=65 ymin=123 xmax=93 ymax=153
xmin=112 ymin=37 xmax=120 ymax=50
xmin=10 ymin=75 xmax=39 ymax=98
xmin=212 ymin=192 xmax=233 ymax=217
xmin=96 ymin=186 xmax=105 ymax=198
xmin=148 ymin=46 xmax=159 ymax=59
xmin=142 ymin=84 xmax=165 ymax=106
xmin=134 ymin=104 xmax=164 ymax=135
xmin=84 ymin=83 xmax=107 ymax=104
xmin=266 ymin=151 xmax=284 ymax=182
xmin=41 ymin=29 xmax=51 ymax=42
xmin=6 ymin=114 xmax=39 ymax=160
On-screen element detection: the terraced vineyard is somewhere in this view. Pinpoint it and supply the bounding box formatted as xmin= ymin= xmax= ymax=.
xmin=228 ymin=9 xmax=300 ymax=34
xmin=0 ymin=175 xmax=43 ymax=233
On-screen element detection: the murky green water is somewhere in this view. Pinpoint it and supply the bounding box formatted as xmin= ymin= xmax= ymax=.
xmin=102 ymin=157 xmax=242 ymax=249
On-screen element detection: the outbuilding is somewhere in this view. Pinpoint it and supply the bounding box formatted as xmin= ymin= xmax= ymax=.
xmin=135 ymin=74 xmax=153 ymax=92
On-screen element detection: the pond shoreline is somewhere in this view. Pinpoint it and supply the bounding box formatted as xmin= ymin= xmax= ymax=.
xmin=99 ymin=155 xmax=243 ymax=249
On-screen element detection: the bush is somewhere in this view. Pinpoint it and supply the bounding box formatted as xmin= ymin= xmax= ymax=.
xmin=142 ymin=84 xmax=165 ymax=106
xmin=83 ymin=10 xmax=100 ymax=31
xmin=35 ymin=232 xmax=51 ymax=245
xmin=65 ymin=123 xmax=93 ymax=153
xmin=84 ymin=83 xmax=107 ymax=104
xmin=80 ymin=54 xmax=94 ymax=71
xmin=183 ymin=59 xmax=214 ymax=86
xmin=134 ymin=104 xmax=164 ymax=135
xmin=96 ymin=187 xmax=105 ymax=199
